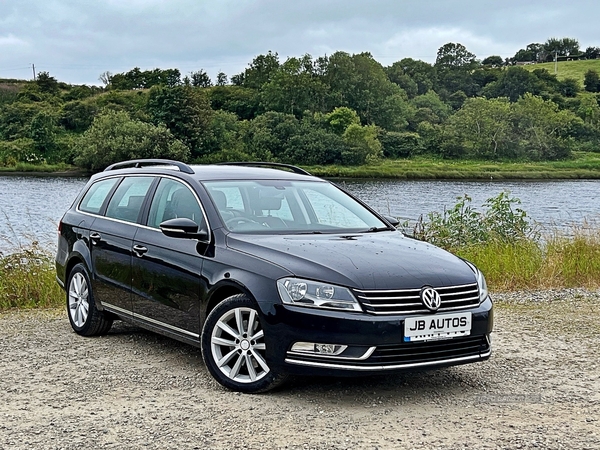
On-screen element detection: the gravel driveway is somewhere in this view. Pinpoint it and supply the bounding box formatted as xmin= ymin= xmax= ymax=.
xmin=1 ymin=289 xmax=599 ymax=450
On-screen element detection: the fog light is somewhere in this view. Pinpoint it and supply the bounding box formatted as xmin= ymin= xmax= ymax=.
xmin=291 ymin=342 xmax=347 ymax=356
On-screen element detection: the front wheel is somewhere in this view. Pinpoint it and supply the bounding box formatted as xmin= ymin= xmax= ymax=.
xmin=67 ymin=263 xmax=113 ymax=336
xmin=201 ymin=294 xmax=287 ymax=392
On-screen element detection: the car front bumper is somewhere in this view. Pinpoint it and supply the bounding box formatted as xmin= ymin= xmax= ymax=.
xmin=263 ymin=297 xmax=493 ymax=376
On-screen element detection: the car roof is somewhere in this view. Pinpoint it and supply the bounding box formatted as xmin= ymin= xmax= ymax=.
xmin=95 ymin=162 xmax=321 ymax=183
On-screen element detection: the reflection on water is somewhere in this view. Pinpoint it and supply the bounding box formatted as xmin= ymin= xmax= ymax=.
xmin=1 ymin=176 xmax=599 ymax=252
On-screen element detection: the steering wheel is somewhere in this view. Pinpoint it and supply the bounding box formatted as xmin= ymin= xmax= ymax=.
xmin=225 ymin=217 xmax=260 ymax=229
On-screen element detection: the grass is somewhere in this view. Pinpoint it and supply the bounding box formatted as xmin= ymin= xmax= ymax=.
xmin=523 ymin=59 xmax=600 ymax=85
xmin=306 ymin=152 xmax=600 ymax=179
xmin=455 ymin=227 xmax=600 ymax=291
xmin=0 ymin=243 xmax=63 ymax=311
xmin=0 ymin=162 xmax=79 ymax=174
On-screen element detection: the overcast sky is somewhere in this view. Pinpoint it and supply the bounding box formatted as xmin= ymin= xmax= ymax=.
xmin=1 ymin=0 xmax=598 ymax=85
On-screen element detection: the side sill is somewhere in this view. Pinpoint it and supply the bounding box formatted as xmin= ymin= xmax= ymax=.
xmin=102 ymin=302 xmax=200 ymax=339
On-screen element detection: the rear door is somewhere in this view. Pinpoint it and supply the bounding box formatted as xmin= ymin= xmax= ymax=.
xmin=89 ymin=176 xmax=155 ymax=315
xmin=131 ymin=177 xmax=208 ymax=338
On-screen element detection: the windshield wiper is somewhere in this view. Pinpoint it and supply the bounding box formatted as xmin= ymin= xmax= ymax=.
xmin=364 ymin=226 xmax=391 ymax=233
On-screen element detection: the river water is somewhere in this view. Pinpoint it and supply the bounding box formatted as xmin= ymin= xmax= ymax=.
xmin=1 ymin=176 xmax=599 ymax=252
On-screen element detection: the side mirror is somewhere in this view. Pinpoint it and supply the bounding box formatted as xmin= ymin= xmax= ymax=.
xmin=382 ymin=215 xmax=400 ymax=227
xmin=160 ymin=218 xmax=209 ymax=241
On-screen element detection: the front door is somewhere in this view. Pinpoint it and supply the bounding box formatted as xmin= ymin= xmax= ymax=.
xmin=131 ymin=178 xmax=207 ymax=337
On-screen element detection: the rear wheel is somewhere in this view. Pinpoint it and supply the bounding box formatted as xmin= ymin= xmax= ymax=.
xmin=201 ymin=294 xmax=287 ymax=392
xmin=67 ymin=263 xmax=113 ymax=336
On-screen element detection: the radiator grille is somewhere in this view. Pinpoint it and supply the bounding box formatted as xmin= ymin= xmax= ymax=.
xmin=355 ymin=283 xmax=480 ymax=315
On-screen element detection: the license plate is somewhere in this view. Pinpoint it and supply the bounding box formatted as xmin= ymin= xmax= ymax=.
xmin=404 ymin=312 xmax=472 ymax=342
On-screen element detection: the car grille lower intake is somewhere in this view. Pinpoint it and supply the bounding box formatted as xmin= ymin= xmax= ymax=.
xmin=368 ymin=335 xmax=489 ymax=366
xmin=355 ymin=283 xmax=480 ymax=315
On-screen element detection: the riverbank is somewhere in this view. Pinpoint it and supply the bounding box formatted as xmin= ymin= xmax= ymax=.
xmin=307 ymin=151 xmax=600 ymax=179
xmin=2 ymin=152 xmax=600 ymax=179
xmin=0 ymin=162 xmax=85 ymax=176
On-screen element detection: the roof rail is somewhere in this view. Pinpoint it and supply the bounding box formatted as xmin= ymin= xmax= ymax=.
xmin=216 ymin=161 xmax=311 ymax=176
xmin=104 ymin=159 xmax=194 ymax=174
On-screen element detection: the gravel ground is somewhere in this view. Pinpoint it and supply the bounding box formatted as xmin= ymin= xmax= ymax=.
xmin=1 ymin=289 xmax=599 ymax=450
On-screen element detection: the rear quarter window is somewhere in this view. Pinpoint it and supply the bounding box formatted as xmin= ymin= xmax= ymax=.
xmin=79 ymin=178 xmax=119 ymax=214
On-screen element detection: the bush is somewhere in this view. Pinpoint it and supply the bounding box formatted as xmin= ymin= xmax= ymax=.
xmin=411 ymin=192 xmax=536 ymax=251
xmin=74 ymin=109 xmax=190 ymax=171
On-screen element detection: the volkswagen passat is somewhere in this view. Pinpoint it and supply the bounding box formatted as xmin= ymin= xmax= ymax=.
xmin=56 ymin=160 xmax=493 ymax=392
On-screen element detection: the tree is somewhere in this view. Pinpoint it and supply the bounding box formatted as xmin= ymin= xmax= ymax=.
xmin=261 ymin=54 xmax=329 ymax=116
xmin=559 ymin=78 xmax=580 ymax=97
xmin=512 ymin=43 xmax=546 ymax=63
xmin=147 ymin=85 xmax=214 ymax=157
xmin=511 ymin=94 xmax=578 ymax=160
xmin=234 ymin=51 xmax=280 ymax=89
xmin=283 ymin=128 xmax=345 ymax=165
xmin=59 ymin=100 xmax=98 ymax=132
xmin=435 ymin=43 xmax=480 ymax=97
xmin=35 ymin=72 xmax=59 ymax=94
xmin=209 ymin=85 xmax=261 ymax=120
xmin=445 ymin=97 xmax=513 ymax=159
xmin=98 ymin=71 xmax=112 ymax=87
xmin=409 ymin=90 xmax=452 ymax=127
xmin=435 ymin=43 xmax=477 ymax=69
xmin=29 ymin=110 xmax=57 ymax=154
xmin=190 ymin=70 xmax=212 ymax=88
xmin=584 ymin=46 xmax=600 ymax=60
xmin=481 ymin=56 xmax=503 ymax=67
xmin=385 ymin=63 xmax=418 ymax=98
xmin=392 ymin=58 xmax=436 ymax=95
xmin=324 ymin=52 xmax=412 ymax=129
xmin=216 ymin=72 xmax=228 ymax=86
xmin=325 ymin=107 xmax=360 ymax=135
xmin=544 ymin=37 xmax=580 ymax=57
xmin=341 ymin=124 xmax=382 ymax=165
xmin=482 ymin=67 xmax=542 ymax=102
xmin=75 ymin=110 xmax=190 ymax=171
xmin=584 ymin=70 xmax=600 ymax=93
xmin=109 ymin=68 xmax=181 ymax=90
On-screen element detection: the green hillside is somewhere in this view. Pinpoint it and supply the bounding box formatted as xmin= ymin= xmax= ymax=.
xmin=523 ymin=59 xmax=600 ymax=85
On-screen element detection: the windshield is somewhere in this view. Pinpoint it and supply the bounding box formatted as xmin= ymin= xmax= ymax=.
xmin=203 ymin=180 xmax=389 ymax=234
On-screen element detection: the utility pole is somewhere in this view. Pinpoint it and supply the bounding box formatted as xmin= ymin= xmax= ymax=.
xmin=554 ymin=51 xmax=558 ymax=75
xmin=32 ymin=63 xmax=36 ymax=81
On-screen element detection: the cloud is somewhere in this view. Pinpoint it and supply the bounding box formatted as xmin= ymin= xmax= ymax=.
xmin=0 ymin=0 xmax=598 ymax=84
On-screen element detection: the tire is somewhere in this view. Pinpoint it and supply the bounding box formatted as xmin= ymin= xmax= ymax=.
xmin=66 ymin=263 xmax=113 ymax=336
xmin=201 ymin=294 xmax=287 ymax=393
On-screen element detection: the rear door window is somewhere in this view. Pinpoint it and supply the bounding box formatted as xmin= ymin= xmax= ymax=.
xmin=105 ymin=177 xmax=154 ymax=223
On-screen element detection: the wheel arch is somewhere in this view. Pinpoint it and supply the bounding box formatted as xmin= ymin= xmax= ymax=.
xmin=204 ymin=281 xmax=256 ymax=322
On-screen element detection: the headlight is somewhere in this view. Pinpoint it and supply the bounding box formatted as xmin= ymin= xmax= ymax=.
xmin=465 ymin=261 xmax=488 ymax=302
xmin=277 ymin=277 xmax=362 ymax=312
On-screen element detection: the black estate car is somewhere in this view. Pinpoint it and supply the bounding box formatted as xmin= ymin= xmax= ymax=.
xmin=56 ymin=159 xmax=493 ymax=392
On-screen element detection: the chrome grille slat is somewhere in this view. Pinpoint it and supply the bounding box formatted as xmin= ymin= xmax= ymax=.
xmin=356 ymin=283 xmax=480 ymax=315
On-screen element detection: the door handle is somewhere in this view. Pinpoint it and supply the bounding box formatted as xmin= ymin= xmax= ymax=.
xmin=90 ymin=232 xmax=101 ymax=244
xmin=132 ymin=245 xmax=148 ymax=257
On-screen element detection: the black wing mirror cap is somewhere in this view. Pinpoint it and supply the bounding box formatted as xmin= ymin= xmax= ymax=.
xmin=382 ymin=215 xmax=400 ymax=227
xmin=160 ymin=218 xmax=209 ymax=241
